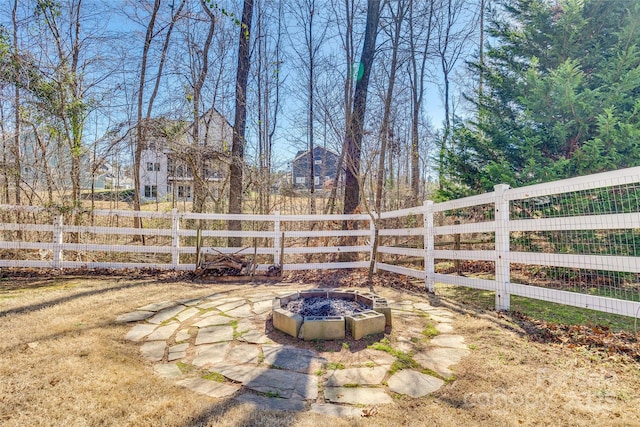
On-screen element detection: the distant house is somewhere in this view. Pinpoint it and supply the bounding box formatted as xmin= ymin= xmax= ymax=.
xmin=138 ymin=109 xmax=232 ymax=202
xmin=291 ymin=146 xmax=339 ymax=190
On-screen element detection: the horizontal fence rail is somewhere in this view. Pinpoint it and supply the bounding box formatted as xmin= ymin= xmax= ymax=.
xmin=0 ymin=166 xmax=639 ymax=319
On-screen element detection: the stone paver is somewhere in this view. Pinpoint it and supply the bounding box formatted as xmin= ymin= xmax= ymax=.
xmin=147 ymin=305 xmax=187 ymax=325
xmin=216 ymin=300 xmax=247 ymax=312
xmin=235 ymin=393 xmax=306 ymax=412
xmin=387 ymin=370 xmax=444 ymax=397
xmin=430 ymin=334 xmax=468 ymax=349
xmin=428 ymin=314 xmax=454 ymax=323
xmin=262 ymin=345 xmax=326 ymax=373
xmin=310 ymin=403 xmax=363 ymax=418
xmin=168 ymin=343 xmax=189 ymax=361
xmin=138 ymin=301 xmax=176 ymax=312
xmin=435 ymin=323 xmax=454 ymax=334
xmin=252 ymin=299 xmax=273 ymax=314
xmin=154 ymin=363 xmax=183 ymax=379
xmin=238 ymin=330 xmax=270 ymax=344
xmin=140 ymin=341 xmax=165 ymax=362
xmin=125 ymin=324 xmax=158 ymax=342
xmin=175 ymin=330 xmax=191 ymax=343
xmin=177 ymin=378 xmax=240 ymax=398
xmin=324 ymin=387 xmax=393 ymax=405
xmin=193 ymin=315 xmax=233 ymax=328
xmin=176 ymin=307 xmax=200 ymax=322
xmin=216 ymin=365 xmax=318 ymax=400
xmin=325 ymin=366 xmax=388 ymax=386
xmin=225 ymin=304 xmax=252 ymax=318
xmin=116 ymin=311 xmax=154 ymax=323
xmin=413 ymin=347 xmax=470 ymax=377
xmin=125 ymin=288 xmax=471 ymax=415
xmin=192 ymin=342 xmax=231 ymax=367
xmin=195 ymin=326 xmax=234 ymax=345
xmin=147 ymin=322 xmax=180 ymax=341
xmin=227 ymin=343 xmax=260 ymax=364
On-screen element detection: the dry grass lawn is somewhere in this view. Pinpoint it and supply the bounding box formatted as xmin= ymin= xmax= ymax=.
xmin=1 ymin=272 xmax=639 ymax=426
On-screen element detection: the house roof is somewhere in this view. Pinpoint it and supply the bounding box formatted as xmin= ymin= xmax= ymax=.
xmin=292 ymin=146 xmax=339 ymax=163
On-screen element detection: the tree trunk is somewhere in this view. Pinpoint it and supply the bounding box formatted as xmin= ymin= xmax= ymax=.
xmin=342 ymin=0 xmax=381 ymax=215
xmin=228 ymin=0 xmax=254 ymax=247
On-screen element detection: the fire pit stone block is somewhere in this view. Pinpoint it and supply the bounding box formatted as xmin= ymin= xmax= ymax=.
xmin=346 ymin=310 xmax=386 ymax=340
xmin=372 ymin=299 xmax=392 ymax=326
xmin=302 ymin=316 xmax=345 ymax=341
xmin=273 ymin=308 xmax=303 ymax=338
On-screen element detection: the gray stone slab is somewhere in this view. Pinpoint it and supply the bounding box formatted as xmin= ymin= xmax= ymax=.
xmin=413 ymin=302 xmax=434 ymax=312
xmin=168 ymin=343 xmax=189 ymax=361
xmin=175 ymin=330 xmax=191 ymax=343
xmin=234 ymin=393 xmax=306 ymax=412
xmin=324 ymin=387 xmax=393 ymax=405
xmin=116 ymin=311 xmax=154 ymax=323
xmin=310 ymin=403 xmax=364 ymax=418
xmin=216 ymin=365 xmax=318 ymax=400
xmin=252 ymin=300 xmax=273 ymax=314
xmin=154 ymin=363 xmax=183 ymax=379
xmin=429 ymin=314 xmax=454 ymax=323
xmin=225 ymin=304 xmax=253 ymax=318
xmin=262 ymin=345 xmax=326 ymax=373
xmin=360 ymin=349 xmax=396 ymax=366
xmin=177 ymin=307 xmax=200 ymax=322
xmin=197 ymin=301 xmax=225 ymax=310
xmin=430 ymin=335 xmax=467 ymax=349
xmin=138 ymin=301 xmax=177 ymax=312
xmin=177 ymin=378 xmax=240 ymax=398
xmin=238 ymin=330 xmax=270 ymax=344
xmin=195 ymin=326 xmax=234 ymax=345
xmin=147 ymin=305 xmax=187 ymax=325
xmin=125 ymin=324 xmax=158 ymax=342
xmin=192 ymin=342 xmax=230 ymax=367
xmin=141 ymin=341 xmax=166 ymax=362
xmin=413 ymin=347 xmax=470 ymax=378
xmin=387 ymin=370 xmax=444 ymax=397
xmin=176 ymin=298 xmax=202 ymax=306
xmin=147 ymin=322 xmax=180 ymax=341
xmin=435 ymin=323 xmax=454 ymax=334
xmin=193 ymin=315 xmax=232 ymax=328
xmin=325 ymin=366 xmax=388 ymax=387
xmin=236 ymin=319 xmax=254 ymax=333
xmin=216 ymin=300 xmax=247 ymax=312
xmin=227 ymin=343 xmax=260 ymax=364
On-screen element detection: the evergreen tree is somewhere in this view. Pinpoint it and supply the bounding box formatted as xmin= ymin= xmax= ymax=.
xmin=440 ymin=0 xmax=640 ymax=198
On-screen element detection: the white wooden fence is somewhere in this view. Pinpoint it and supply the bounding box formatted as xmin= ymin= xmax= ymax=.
xmin=0 ymin=166 xmax=639 ymax=319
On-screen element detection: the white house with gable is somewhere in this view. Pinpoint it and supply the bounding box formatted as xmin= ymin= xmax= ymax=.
xmin=139 ymin=109 xmax=232 ymax=202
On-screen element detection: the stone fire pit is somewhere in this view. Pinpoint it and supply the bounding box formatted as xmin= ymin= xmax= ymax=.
xmin=272 ymin=289 xmax=391 ymax=340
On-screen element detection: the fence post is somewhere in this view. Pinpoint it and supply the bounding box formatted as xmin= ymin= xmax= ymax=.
xmin=273 ymin=210 xmax=281 ymax=266
xmin=171 ymin=209 xmax=180 ymax=269
xmin=494 ymin=184 xmax=511 ymax=310
xmin=53 ymin=214 xmax=63 ymax=269
xmin=424 ymin=200 xmax=435 ymax=292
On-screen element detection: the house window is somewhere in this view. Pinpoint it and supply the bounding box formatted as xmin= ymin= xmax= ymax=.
xmin=144 ymin=185 xmax=157 ymax=198
xmin=295 ymin=177 xmax=306 ymax=184
xmin=314 ymin=176 xmax=320 ymax=186
xmin=314 ymin=159 xmax=322 ymax=165
xmin=167 ymin=184 xmax=172 ymax=194
xmin=178 ymin=185 xmax=191 ymax=198
xmin=154 ymin=162 xmax=160 ymax=171
xmin=167 ymin=158 xmax=174 ymax=175
xmin=146 ymin=162 xmax=154 ymax=171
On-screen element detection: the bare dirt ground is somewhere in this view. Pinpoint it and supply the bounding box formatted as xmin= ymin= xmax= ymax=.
xmin=1 ymin=270 xmax=639 ymax=427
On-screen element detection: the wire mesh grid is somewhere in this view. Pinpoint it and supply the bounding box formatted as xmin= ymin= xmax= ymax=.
xmin=509 ymin=181 xmax=640 ymax=306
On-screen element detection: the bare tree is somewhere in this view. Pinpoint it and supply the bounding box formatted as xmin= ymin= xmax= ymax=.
xmin=228 ymin=0 xmax=254 ymax=246
xmin=407 ymin=0 xmax=435 ymax=202
xmin=342 ymin=0 xmax=381 ymax=215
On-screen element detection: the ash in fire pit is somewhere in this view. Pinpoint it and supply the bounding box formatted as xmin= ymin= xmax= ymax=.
xmin=286 ymin=297 xmax=368 ymax=317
